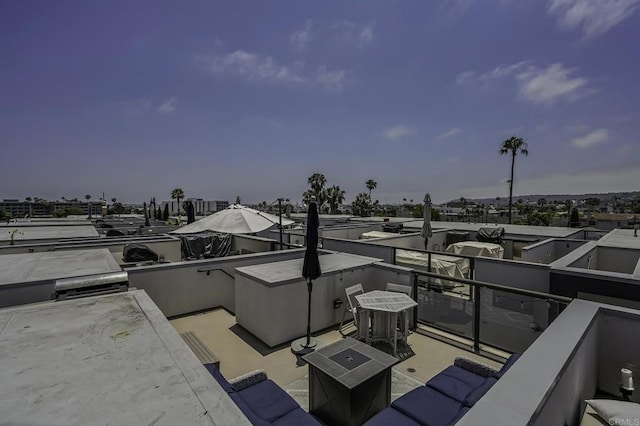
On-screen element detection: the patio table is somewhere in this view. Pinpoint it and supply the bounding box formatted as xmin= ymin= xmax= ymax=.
xmin=355 ymin=290 xmax=418 ymax=356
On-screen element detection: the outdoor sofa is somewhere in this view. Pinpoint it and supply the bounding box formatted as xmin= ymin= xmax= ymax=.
xmin=365 ymin=353 xmax=520 ymax=426
xmin=204 ymin=363 xmax=320 ymax=425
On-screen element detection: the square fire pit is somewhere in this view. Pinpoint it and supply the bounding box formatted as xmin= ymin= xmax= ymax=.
xmin=303 ymin=337 xmax=398 ymax=426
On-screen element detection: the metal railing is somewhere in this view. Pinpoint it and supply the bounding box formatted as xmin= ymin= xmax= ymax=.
xmin=410 ymin=270 xmax=572 ymax=354
xmin=197 ymin=267 xmax=234 ymax=279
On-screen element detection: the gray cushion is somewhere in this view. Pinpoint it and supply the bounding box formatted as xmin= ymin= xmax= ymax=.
xmin=585 ymin=399 xmax=640 ymax=426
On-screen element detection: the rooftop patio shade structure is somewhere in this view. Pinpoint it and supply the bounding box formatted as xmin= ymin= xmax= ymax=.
xmin=292 ymin=200 xmax=322 ymax=356
xmin=421 ymin=193 xmax=433 ymax=249
xmin=171 ymin=204 xmax=294 ymax=234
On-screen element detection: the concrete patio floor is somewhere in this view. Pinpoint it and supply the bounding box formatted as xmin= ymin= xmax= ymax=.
xmin=170 ymin=308 xmax=502 ymax=393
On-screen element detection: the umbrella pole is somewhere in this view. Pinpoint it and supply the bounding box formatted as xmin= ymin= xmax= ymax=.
xmin=291 ymin=278 xmax=320 ymax=356
xmin=305 ymin=279 xmax=312 ymax=346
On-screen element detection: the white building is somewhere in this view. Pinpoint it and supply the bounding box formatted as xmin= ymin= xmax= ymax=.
xmin=160 ymin=198 xmax=229 ymax=216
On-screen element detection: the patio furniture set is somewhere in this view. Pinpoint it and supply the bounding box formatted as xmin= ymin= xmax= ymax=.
xmin=203 ymin=347 xmax=520 ymax=426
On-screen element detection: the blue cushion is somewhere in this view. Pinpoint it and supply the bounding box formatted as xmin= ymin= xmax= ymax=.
xmin=203 ymin=363 xmax=235 ymax=394
xmin=364 ymin=407 xmax=421 ymax=425
xmin=463 ymin=377 xmax=497 ymax=407
xmin=230 ymin=393 xmax=270 ymax=426
xmin=495 ymin=354 xmax=520 ymax=378
xmin=426 ymin=366 xmax=487 ymax=403
xmin=392 ymin=386 xmax=466 ymax=426
xmin=272 ymin=407 xmax=321 ymax=425
xmin=236 ymin=379 xmax=300 ymax=422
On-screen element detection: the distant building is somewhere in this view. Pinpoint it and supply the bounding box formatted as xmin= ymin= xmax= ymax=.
xmin=160 ymin=198 xmax=229 ymax=216
xmin=0 ymin=199 xmax=101 ymax=217
xmin=588 ymin=213 xmax=637 ymax=231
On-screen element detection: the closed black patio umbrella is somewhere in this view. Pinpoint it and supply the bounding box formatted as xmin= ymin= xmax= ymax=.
xmin=291 ymin=200 xmax=322 ymax=356
xmin=144 ymin=202 xmax=150 ymax=227
xmin=187 ymin=201 xmax=196 ymax=224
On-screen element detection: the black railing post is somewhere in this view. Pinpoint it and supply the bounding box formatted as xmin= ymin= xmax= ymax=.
xmin=470 ymin=257 xmax=475 ymax=280
xmin=412 ymin=272 xmax=419 ymax=331
xmin=392 ymin=247 xmax=397 ymax=265
xmin=427 ymin=251 xmax=432 ymax=273
xmin=473 ymin=283 xmax=481 ymax=353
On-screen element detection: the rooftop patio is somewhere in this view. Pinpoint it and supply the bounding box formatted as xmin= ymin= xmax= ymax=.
xmin=169 ymin=307 xmax=503 ymax=410
xmin=171 ymin=308 xmax=500 ymax=388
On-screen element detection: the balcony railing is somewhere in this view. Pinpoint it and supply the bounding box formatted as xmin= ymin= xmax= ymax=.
xmin=410 ymin=270 xmax=572 ymax=354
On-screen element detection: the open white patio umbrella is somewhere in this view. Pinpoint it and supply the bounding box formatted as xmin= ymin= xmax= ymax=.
xmin=421 ymin=193 xmax=433 ymax=249
xmin=171 ymin=204 xmax=294 ymax=234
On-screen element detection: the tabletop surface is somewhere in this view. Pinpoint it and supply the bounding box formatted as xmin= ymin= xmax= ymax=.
xmin=303 ymin=337 xmax=398 ymax=389
xmin=355 ymin=290 xmax=418 ymax=312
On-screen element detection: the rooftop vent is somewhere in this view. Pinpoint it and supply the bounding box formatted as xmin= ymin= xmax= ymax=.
xmin=54 ymin=271 xmax=128 ymax=301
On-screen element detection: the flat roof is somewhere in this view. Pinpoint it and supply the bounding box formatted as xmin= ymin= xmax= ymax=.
xmin=597 ymin=228 xmax=640 ymax=250
xmin=401 ymin=220 xmax=582 ymax=238
xmin=0 ymin=249 xmax=122 ymax=286
xmin=0 ymin=225 xmax=99 ymax=242
xmin=0 ymin=290 xmax=249 ymax=425
xmin=235 ymin=252 xmax=382 ymax=285
xmin=0 ymin=219 xmax=92 ymax=226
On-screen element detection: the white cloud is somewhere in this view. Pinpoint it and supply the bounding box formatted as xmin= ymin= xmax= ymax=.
xmin=547 ymin=0 xmax=639 ymax=38
xmin=459 ymin=166 xmax=640 ymax=198
xmin=384 ymin=124 xmax=412 ymax=141
xmin=200 ymin=50 xmax=306 ymax=84
xmin=571 ymin=128 xmax=610 ymax=148
xmin=331 ymin=20 xmax=376 ymax=47
xmin=438 ymin=128 xmax=462 ymax=140
xmin=456 ymin=62 xmax=529 ymax=86
xmin=358 ymin=23 xmax=375 ymax=45
xmin=457 ymin=62 xmax=595 ymax=105
xmin=290 ymin=20 xmax=313 ymax=51
xmin=157 ymin=97 xmax=177 ymax=113
xmin=316 ymin=66 xmax=346 ymax=91
xmin=199 ymin=50 xmax=346 ymax=91
xmin=516 ymin=63 xmax=593 ymax=104
xmin=455 ymin=71 xmax=477 ymax=85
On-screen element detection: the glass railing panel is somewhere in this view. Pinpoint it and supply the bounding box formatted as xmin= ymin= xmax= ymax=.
xmin=417 ymin=280 xmax=474 ymax=339
xmin=477 ymin=287 xmax=566 ymax=353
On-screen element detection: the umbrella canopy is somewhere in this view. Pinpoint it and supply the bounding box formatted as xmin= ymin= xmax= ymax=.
xmin=171 ymin=204 xmax=294 ymax=234
xmin=302 ymin=201 xmax=321 ymax=281
xmin=421 ymin=193 xmax=433 ymax=248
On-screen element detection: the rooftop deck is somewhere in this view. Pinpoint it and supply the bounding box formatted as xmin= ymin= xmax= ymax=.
xmin=169 ymin=308 xmax=502 ymax=407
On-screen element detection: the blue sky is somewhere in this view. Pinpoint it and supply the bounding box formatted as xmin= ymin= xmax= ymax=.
xmin=1 ymin=0 xmax=639 ymax=204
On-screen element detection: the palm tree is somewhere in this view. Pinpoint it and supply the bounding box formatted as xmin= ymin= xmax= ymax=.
xmin=365 ymin=179 xmax=377 ymax=198
xmin=499 ymin=136 xmax=528 ymax=224
xmin=111 ymin=197 xmax=117 ymax=204
xmin=171 ymin=188 xmax=185 ymax=215
xmin=327 ymin=185 xmax=346 ymax=214
xmin=305 ymin=173 xmax=327 ymax=209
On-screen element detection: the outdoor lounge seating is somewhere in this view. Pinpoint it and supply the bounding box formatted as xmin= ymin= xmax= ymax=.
xmin=204 ymin=363 xmax=320 ymax=425
xmin=364 ymin=354 xmax=520 ymax=426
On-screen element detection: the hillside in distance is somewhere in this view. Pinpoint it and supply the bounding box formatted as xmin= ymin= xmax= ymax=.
xmin=458 ymin=191 xmax=640 ymax=205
